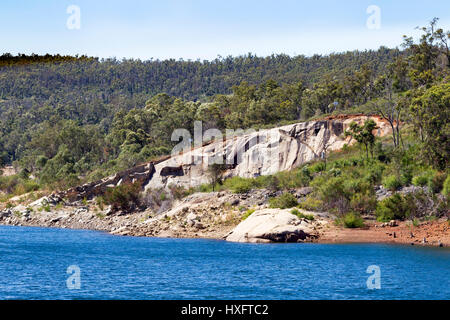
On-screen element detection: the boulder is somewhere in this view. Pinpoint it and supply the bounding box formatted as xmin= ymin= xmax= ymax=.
xmin=28 ymin=194 xmax=63 ymax=209
xmin=110 ymin=226 xmax=130 ymax=236
xmin=187 ymin=219 xmax=195 ymax=227
xmin=295 ymin=187 xmax=313 ymax=198
xmin=50 ymin=217 xmax=62 ymax=224
xmin=389 ymin=220 xmax=398 ymax=227
xmin=74 ymin=207 xmax=89 ymax=215
xmin=226 ymin=209 xmax=314 ymax=243
xmin=194 ymin=222 xmax=204 ymax=229
xmin=186 ymin=213 xmax=197 ymax=221
xmin=230 ymin=198 xmax=240 ymax=206
xmin=0 ymin=209 xmax=12 ymax=218
xmin=105 ymin=206 xmax=114 ymax=216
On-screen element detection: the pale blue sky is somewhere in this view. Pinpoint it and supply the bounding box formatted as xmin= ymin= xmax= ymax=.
xmin=1 ymin=0 xmax=449 ymax=60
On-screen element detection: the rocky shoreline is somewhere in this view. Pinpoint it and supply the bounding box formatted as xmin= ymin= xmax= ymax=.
xmin=1 ymin=190 xmax=448 ymax=247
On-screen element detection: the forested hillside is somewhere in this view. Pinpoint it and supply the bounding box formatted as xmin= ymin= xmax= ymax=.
xmin=0 ymin=19 xmax=448 ymax=194
xmin=0 ymin=48 xmax=397 ymax=165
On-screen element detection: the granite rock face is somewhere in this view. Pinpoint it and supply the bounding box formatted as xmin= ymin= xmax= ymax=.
xmin=145 ymin=115 xmax=392 ymax=190
xmin=52 ymin=115 xmax=392 ymax=201
xmin=55 ymin=162 xmax=156 ymax=201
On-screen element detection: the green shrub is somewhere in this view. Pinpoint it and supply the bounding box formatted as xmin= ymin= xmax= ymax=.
xmin=312 ymin=175 xmax=373 ymax=215
xmin=255 ymin=175 xmax=280 ymax=191
xmin=268 ymin=193 xmax=298 ymax=209
xmin=96 ymin=212 xmax=105 ymax=219
xmin=23 ymin=180 xmax=40 ymax=193
xmin=199 ymin=184 xmax=213 ymax=193
xmin=328 ymin=168 xmax=342 ymax=177
xmin=35 ymin=155 xmax=48 ymax=169
xmin=223 ymin=177 xmax=255 ymax=194
xmin=343 ymin=178 xmax=372 ymax=194
xmin=242 ymin=209 xmax=256 ymax=220
xmin=400 ymin=170 xmax=413 ymax=186
xmin=168 ymin=184 xmax=194 ymax=199
xmin=411 ymin=171 xmax=445 ymax=193
xmin=428 ymin=171 xmax=446 ymax=193
xmin=350 ymin=191 xmax=377 ymax=214
xmin=341 ymin=143 xmax=349 ymax=153
xmin=274 ymin=168 xmax=311 ymax=189
xmin=104 ymin=182 xmax=141 ymax=212
xmin=310 ymin=161 xmax=326 ymax=173
xmin=13 ymin=179 xmax=40 ymax=195
xmin=0 ymin=175 xmax=19 ymax=193
xmin=311 ymin=176 xmax=349 ymax=214
xmin=301 ymin=165 xmax=311 ymax=179
xmin=349 ymin=157 xmax=364 ymax=167
xmin=290 ymin=208 xmax=315 ymax=220
xmin=412 ymin=174 xmax=429 ymax=187
xmin=330 ymin=160 xmax=345 ymax=169
xmin=336 ymin=212 xmax=365 ymax=228
xmin=298 ymin=196 xmax=323 ymax=211
xmin=364 ymin=163 xmax=385 ymax=184
xmin=19 ymin=168 xmax=30 ymax=180
xmin=376 ymin=193 xmax=412 ymax=222
xmin=96 ymin=196 xmax=105 ymax=210
xmin=382 ymin=175 xmax=402 ymax=191
xmin=443 ymin=175 xmax=450 ymax=197
xmin=0 ymin=174 xmax=40 ymax=196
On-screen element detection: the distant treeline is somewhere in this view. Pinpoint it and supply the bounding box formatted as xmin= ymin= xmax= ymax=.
xmin=0 ymin=48 xmax=398 ymax=101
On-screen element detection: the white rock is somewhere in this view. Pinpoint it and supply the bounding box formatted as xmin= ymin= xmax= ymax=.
xmin=144 ymin=116 xmax=391 ymax=191
xmin=29 ymin=197 xmax=49 ymax=208
xmin=226 ymin=209 xmax=314 ymax=243
xmin=186 ymin=213 xmax=197 ymax=221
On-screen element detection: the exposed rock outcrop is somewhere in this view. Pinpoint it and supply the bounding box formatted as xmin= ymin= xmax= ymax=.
xmin=48 ymin=115 xmax=392 ymax=202
xmin=226 ymin=209 xmax=321 ymax=243
xmin=55 ymin=162 xmax=156 ymax=201
xmin=146 ymin=115 xmax=392 ymax=191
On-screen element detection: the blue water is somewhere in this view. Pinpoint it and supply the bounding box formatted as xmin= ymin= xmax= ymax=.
xmin=0 ymin=225 xmax=448 ymax=300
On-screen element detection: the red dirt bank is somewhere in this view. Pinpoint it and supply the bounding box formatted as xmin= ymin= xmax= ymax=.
xmin=318 ymin=219 xmax=450 ymax=247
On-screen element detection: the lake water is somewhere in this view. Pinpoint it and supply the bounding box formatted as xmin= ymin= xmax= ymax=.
xmin=0 ymin=225 xmax=448 ymax=300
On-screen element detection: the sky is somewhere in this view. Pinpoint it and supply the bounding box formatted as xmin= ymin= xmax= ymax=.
xmin=1 ymin=0 xmax=450 ymax=60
